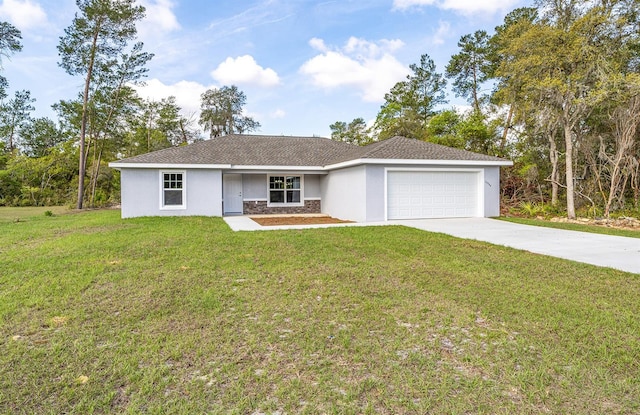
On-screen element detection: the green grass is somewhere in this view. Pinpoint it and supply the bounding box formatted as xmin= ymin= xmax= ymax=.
xmin=0 ymin=206 xmax=71 ymax=223
xmin=1 ymin=209 xmax=639 ymax=414
xmin=499 ymin=216 xmax=640 ymax=239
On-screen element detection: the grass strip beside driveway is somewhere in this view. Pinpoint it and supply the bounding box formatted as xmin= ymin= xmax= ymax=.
xmin=1 ymin=210 xmax=638 ymax=414
xmin=499 ymin=216 xmax=640 ymax=239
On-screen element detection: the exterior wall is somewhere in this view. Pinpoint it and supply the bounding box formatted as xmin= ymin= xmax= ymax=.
xmin=320 ymin=165 xmax=367 ymax=222
xmin=119 ymin=165 xmax=502 ymax=220
xmin=364 ymin=165 xmax=386 ymax=222
xmin=322 ymin=164 xmax=503 ymax=223
xmin=120 ymin=168 xmax=222 ymax=218
xmin=304 ymin=175 xmax=321 ymax=199
xmin=243 ymin=200 xmax=321 ymax=215
xmin=483 ymin=166 xmax=501 ymax=217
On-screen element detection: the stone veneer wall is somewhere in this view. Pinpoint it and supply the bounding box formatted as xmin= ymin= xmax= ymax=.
xmin=243 ymin=200 xmax=321 ymax=215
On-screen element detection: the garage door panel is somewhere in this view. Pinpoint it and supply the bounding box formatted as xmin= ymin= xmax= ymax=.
xmin=387 ymin=171 xmax=479 ymax=219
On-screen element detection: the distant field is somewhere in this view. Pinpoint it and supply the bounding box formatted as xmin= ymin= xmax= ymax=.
xmin=0 ymin=206 xmax=71 ymax=222
xmin=1 ymin=210 xmax=638 ymax=414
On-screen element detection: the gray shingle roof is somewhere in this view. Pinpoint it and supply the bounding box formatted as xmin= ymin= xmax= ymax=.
xmin=113 ymin=134 xmax=509 ymax=167
xmin=359 ymin=136 xmax=507 ymax=162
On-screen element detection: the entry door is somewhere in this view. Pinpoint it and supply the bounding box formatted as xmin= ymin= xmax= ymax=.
xmin=223 ymin=174 xmax=243 ymax=214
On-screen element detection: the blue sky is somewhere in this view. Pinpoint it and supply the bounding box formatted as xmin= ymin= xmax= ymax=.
xmin=1 ymin=0 xmax=532 ymax=137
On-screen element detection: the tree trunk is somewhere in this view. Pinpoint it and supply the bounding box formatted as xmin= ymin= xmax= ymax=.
xmin=548 ymin=133 xmax=559 ymax=206
xmin=90 ymin=147 xmax=103 ymax=207
xmin=500 ymin=104 xmax=514 ymax=155
xmin=605 ymin=99 xmax=640 ymax=217
xmin=632 ymin=159 xmax=640 ymax=209
xmin=472 ymin=67 xmax=480 ymax=114
xmin=179 ymin=119 xmax=188 ymax=144
xmin=563 ymin=123 xmax=576 ymax=219
xmin=76 ymin=22 xmax=101 ymax=210
xmin=8 ymin=121 xmax=15 ymax=152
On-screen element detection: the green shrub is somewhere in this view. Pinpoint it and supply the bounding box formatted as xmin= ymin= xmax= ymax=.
xmin=519 ymin=201 xmax=544 ymax=217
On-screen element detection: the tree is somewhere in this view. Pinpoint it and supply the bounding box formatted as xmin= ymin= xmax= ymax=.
xmin=446 ymin=30 xmax=491 ymax=113
xmin=456 ymin=111 xmax=501 ymax=155
xmin=5 ymin=141 xmax=78 ymax=206
xmin=424 ymin=109 xmax=500 ymax=154
xmin=57 ymin=0 xmax=147 ymax=209
xmin=329 ymin=117 xmax=371 ymax=145
xmin=495 ymin=3 xmax=602 ymax=219
xmin=489 ymin=7 xmax=538 ymax=154
xmin=425 ymin=110 xmax=464 ymax=148
xmin=406 ymin=54 xmax=448 ymax=123
xmin=199 ymin=85 xmax=260 ymax=138
xmin=20 ymin=117 xmax=67 ymax=157
xmin=126 ymin=96 xmax=198 ymax=156
xmin=0 ymin=90 xmax=35 ymax=151
xmin=375 ymin=54 xmax=447 ymax=140
xmin=0 ymin=21 xmax=22 ymax=100
xmin=0 ymin=22 xmax=21 ymax=62
xmin=155 ymin=96 xmax=199 ymax=145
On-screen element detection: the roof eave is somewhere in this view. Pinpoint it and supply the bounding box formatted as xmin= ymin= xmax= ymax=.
xmin=108 ymin=162 xmax=232 ymax=169
xmin=229 ymin=165 xmax=326 ymax=171
xmin=110 ymin=159 xmax=514 ymax=171
xmin=324 ymin=158 xmax=514 ymax=170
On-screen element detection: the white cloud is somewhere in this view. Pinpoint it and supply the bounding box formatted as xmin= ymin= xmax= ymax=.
xmin=211 ymin=55 xmax=280 ymax=87
xmin=137 ymin=0 xmax=180 ymax=39
xmin=308 ymin=37 xmax=328 ymax=52
xmin=133 ymin=78 xmax=211 ymax=117
xmin=393 ymin=0 xmax=520 ymax=14
xmin=0 ymin=0 xmax=47 ymax=30
xmin=300 ymin=37 xmax=407 ymax=103
xmin=432 ymin=20 xmax=451 ymax=45
xmin=392 ymin=0 xmax=436 ymax=10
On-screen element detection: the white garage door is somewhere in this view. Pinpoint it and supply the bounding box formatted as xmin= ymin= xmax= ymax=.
xmin=387 ymin=171 xmax=480 ymax=219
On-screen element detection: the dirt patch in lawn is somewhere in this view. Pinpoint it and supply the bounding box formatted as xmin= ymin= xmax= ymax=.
xmin=250 ymin=215 xmax=353 ymax=226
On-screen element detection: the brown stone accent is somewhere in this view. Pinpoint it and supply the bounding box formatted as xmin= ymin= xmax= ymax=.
xmin=243 ymin=200 xmax=321 ymax=215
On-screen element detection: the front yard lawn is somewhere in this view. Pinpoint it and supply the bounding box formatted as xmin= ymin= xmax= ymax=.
xmin=1 ymin=210 xmax=638 ymax=414
xmin=0 ymin=206 xmax=70 ymax=223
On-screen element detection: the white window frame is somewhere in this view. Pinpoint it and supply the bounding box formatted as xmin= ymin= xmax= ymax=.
xmin=159 ymin=170 xmax=187 ymax=210
xmin=267 ymin=174 xmax=304 ymax=207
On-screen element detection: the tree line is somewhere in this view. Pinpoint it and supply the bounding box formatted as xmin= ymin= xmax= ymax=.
xmin=331 ymin=0 xmax=640 ymax=219
xmin=0 ymin=0 xmax=260 ymax=209
xmin=2 ymin=0 xmax=639 ymax=219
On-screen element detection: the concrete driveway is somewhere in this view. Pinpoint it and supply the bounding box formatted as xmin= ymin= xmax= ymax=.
xmin=223 ymin=216 xmax=640 ymax=274
xmin=400 ymin=218 xmax=640 ymax=274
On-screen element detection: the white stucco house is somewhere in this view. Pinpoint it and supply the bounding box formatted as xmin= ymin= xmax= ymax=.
xmin=108 ymin=134 xmax=513 ymax=222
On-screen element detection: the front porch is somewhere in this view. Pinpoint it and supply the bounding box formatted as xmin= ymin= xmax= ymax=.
xmin=223 ymin=172 xmax=324 ymax=216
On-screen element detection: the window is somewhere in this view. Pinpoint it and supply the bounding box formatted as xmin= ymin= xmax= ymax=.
xmin=161 ymin=171 xmax=185 ymax=208
xmin=269 ymin=175 xmax=301 ymax=205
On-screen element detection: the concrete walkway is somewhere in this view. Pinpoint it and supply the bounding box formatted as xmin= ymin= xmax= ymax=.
xmin=223 ymin=216 xmax=640 ymax=274
xmin=223 ymin=215 xmax=388 ymax=231
xmin=399 ymin=218 xmax=640 ymax=274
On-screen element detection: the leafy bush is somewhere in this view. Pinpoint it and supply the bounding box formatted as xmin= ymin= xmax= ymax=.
xmin=518 ymin=202 xmax=565 ymax=218
xmin=519 ymin=201 xmax=544 ymax=217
